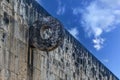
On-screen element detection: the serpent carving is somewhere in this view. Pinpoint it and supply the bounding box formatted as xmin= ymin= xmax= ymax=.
xmin=29 ymin=16 xmax=65 ymax=51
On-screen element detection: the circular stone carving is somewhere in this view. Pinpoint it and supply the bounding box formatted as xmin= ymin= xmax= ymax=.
xmin=30 ymin=16 xmax=65 ymax=51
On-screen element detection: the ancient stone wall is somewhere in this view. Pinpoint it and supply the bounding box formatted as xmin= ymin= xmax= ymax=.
xmin=0 ymin=0 xmax=119 ymax=80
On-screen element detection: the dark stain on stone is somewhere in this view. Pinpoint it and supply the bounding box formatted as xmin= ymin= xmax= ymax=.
xmin=73 ymin=72 xmax=75 ymax=78
xmin=1 ymin=33 xmax=6 ymax=42
xmin=3 ymin=12 xmax=9 ymax=25
xmin=27 ymin=46 xmax=34 ymax=80
xmin=61 ymin=58 xmax=64 ymax=63
xmin=6 ymin=0 xmax=9 ymax=3
xmin=72 ymin=53 xmax=75 ymax=59
xmin=75 ymin=61 xmax=79 ymax=68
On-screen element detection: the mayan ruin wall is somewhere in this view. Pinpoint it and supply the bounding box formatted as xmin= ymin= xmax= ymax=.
xmin=0 ymin=0 xmax=119 ymax=80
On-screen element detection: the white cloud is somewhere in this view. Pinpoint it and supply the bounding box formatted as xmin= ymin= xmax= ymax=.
xmin=56 ymin=0 xmax=66 ymax=15
xmin=68 ymin=27 xmax=79 ymax=39
xmin=82 ymin=0 xmax=120 ymax=50
xmin=93 ymin=37 xmax=105 ymax=50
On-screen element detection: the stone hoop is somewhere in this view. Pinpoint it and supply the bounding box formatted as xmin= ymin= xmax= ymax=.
xmin=29 ymin=16 xmax=65 ymax=51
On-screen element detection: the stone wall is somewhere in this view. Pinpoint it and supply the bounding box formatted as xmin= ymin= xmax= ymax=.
xmin=0 ymin=0 xmax=119 ymax=80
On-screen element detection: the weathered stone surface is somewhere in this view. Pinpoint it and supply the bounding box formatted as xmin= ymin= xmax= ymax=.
xmin=0 ymin=0 xmax=119 ymax=80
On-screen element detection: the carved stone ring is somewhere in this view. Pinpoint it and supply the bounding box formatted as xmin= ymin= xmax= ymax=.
xmin=30 ymin=16 xmax=64 ymax=51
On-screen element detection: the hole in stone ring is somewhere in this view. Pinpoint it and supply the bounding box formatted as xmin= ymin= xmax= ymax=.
xmin=40 ymin=25 xmax=53 ymax=39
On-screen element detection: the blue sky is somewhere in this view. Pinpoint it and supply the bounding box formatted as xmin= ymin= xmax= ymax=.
xmin=36 ymin=0 xmax=120 ymax=78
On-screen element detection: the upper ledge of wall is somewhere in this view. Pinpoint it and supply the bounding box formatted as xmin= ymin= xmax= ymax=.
xmin=26 ymin=0 xmax=50 ymax=16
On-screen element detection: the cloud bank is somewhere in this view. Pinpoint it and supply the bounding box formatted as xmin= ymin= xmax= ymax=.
xmin=81 ymin=0 xmax=120 ymax=50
